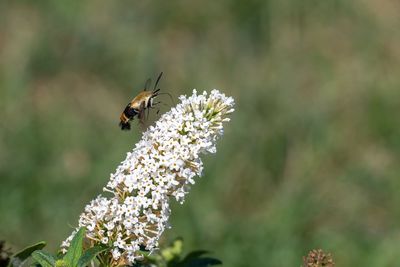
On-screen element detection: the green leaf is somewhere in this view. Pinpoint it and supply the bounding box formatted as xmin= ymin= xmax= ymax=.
xmin=161 ymin=238 xmax=183 ymax=261
xmin=63 ymin=228 xmax=86 ymax=267
xmin=54 ymin=259 xmax=70 ymax=267
xmin=9 ymin=241 xmax=46 ymax=267
xmin=178 ymin=251 xmax=222 ymax=267
xmin=77 ymin=245 xmax=109 ymax=267
xmin=183 ymin=257 xmax=222 ymax=267
xmin=182 ymin=251 xmax=209 ymax=262
xmin=31 ymin=250 xmax=56 ymax=267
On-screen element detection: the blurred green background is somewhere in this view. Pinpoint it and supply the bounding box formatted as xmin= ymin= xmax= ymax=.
xmin=1 ymin=0 xmax=400 ymax=266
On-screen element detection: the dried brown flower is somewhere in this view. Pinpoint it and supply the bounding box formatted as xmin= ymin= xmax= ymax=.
xmin=303 ymin=249 xmax=335 ymax=267
xmin=0 ymin=241 xmax=12 ymax=267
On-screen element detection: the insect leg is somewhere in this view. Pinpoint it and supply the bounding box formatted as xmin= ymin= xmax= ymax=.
xmin=152 ymin=101 xmax=170 ymax=108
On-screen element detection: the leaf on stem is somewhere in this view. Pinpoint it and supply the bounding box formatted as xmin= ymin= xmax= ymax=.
xmin=8 ymin=241 xmax=46 ymax=267
xmin=77 ymin=245 xmax=109 ymax=267
xmin=64 ymin=228 xmax=86 ymax=267
xmin=31 ymin=251 xmax=55 ymax=267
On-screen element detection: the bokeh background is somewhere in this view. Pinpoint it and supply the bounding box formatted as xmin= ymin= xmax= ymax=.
xmin=1 ymin=1 xmax=400 ymax=266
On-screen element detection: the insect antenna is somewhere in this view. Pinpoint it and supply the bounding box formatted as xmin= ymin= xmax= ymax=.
xmin=153 ymin=72 xmax=163 ymax=91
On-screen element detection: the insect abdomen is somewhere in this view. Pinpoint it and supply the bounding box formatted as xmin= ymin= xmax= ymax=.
xmin=119 ymin=105 xmax=138 ymax=130
xmin=123 ymin=105 xmax=138 ymax=118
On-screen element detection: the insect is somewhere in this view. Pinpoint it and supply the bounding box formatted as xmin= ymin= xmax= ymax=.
xmin=119 ymin=72 xmax=170 ymax=130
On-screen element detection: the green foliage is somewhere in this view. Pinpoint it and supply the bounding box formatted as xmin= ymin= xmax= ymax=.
xmin=29 ymin=227 xmax=110 ymax=267
xmin=173 ymin=251 xmax=222 ymax=267
xmin=144 ymin=239 xmax=222 ymax=267
xmin=31 ymin=251 xmax=56 ymax=267
xmin=161 ymin=238 xmax=183 ymax=262
xmin=8 ymin=241 xmax=46 ymax=267
xmin=77 ymin=246 xmax=109 ymax=267
xmin=63 ymin=228 xmax=85 ymax=267
xmin=3 ymin=234 xmax=220 ymax=267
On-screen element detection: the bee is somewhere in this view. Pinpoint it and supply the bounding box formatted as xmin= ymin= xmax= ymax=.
xmin=119 ymin=72 xmax=170 ymax=130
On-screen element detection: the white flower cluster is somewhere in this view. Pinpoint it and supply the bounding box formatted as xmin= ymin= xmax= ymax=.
xmin=61 ymin=89 xmax=234 ymax=266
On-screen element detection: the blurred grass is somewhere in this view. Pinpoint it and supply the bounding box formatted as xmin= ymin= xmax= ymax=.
xmin=1 ymin=0 xmax=400 ymax=266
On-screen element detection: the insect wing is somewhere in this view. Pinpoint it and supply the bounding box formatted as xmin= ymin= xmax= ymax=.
xmin=144 ymin=78 xmax=151 ymax=91
xmin=137 ymin=101 xmax=147 ymax=125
